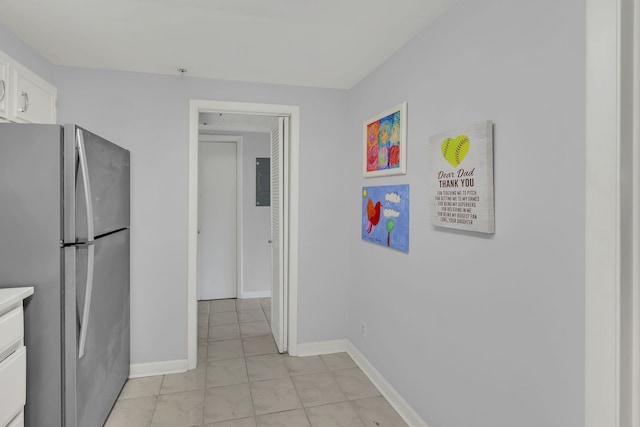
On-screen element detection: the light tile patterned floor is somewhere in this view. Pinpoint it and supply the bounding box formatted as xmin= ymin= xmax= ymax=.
xmin=105 ymin=298 xmax=408 ymax=427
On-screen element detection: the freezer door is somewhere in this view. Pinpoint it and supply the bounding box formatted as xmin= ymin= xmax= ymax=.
xmin=65 ymin=229 xmax=130 ymax=427
xmin=68 ymin=125 xmax=130 ymax=242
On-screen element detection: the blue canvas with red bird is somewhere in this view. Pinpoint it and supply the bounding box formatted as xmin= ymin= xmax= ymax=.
xmin=361 ymin=185 xmax=409 ymax=253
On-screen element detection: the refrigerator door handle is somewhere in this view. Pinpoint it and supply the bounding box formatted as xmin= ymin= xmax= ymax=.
xmin=78 ymin=243 xmax=95 ymax=358
xmin=77 ymin=128 xmax=95 ymax=241
xmin=77 ymin=128 xmax=95 ymax=359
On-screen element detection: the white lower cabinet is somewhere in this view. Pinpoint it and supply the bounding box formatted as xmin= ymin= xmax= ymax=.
xmin=0 ymin=288 xmax=32 ymax=427
xmin=0 ymin=347 xmax=26 ymax=426
xmin=0 ymin=306 xmax=23 ymax=358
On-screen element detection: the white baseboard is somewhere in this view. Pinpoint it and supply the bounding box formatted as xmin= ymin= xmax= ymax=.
xmin=239 ymin=290 xmax=271 ymax=299
xmin=295 ymin=339 xmax=349 ymax=357
xmin=129 ymin=359 xmax=189 ymax=378
xmin=294 ymin=339 xmax=429 ymax=427
xmin=346 ymin=342 xmax=429 ymax=427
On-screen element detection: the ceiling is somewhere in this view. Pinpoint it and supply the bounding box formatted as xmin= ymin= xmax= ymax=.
xmin=0 ymin=0 xmax=456 ymax=89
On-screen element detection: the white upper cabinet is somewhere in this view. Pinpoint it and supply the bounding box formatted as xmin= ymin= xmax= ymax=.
xmin=10 ymin=61 xmax=56 ymax=124
xmin=0 ymin=49 xmax=57 ymax=124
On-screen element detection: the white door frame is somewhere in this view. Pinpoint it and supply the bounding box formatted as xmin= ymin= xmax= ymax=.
xmin=197 ymin=135 xmax=243 ymax=300
xmin=585 ymin=0 xmax=639 ymax=425
xmin=188 ymin=99 xmax=300 ymax=369
xmin=633 ymin=1 xmax=640 ymax=423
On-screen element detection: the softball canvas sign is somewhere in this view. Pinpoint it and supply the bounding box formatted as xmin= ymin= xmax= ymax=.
xmin=428 ymin=121 xmax=495 ymax=233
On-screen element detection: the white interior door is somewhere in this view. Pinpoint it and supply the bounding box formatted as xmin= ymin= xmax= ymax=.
xmin=198 ymin=141 xmax=237 ymax=300
xmin=271 ymin=117 xmax=288 ymax=352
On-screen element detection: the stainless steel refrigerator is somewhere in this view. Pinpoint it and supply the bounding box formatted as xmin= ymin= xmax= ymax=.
xmin=0 ymin=124 xmax=130 ymax=427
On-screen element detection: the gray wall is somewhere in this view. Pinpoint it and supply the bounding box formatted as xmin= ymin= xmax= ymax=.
xmin=52 ymin=67 xmax=351 ymax=364
xmin=0 ymin=23 xmax=54 ymax=83
xmin=238 ymin=131 xmax=271 ymax=295
xmin=346 ymin=0 xmax=585 ymax=426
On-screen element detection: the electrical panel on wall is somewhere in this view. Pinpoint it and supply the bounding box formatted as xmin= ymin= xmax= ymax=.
xmin=256 ymin=157 xmax=270 ymax=206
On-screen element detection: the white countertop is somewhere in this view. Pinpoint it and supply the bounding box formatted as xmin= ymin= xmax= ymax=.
xmin=0 ymin=288 xmax=34 ymax=313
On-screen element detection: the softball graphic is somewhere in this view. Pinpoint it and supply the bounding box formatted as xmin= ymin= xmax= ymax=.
xmin=441 ymin=134 xmax=470 ymax=168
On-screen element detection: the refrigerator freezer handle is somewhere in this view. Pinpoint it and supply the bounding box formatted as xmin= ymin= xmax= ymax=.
xmin=78 ymin=243 xmax=95 ymax=358
xmin=77 ymin=128 xmax=96 ymax=359
xmin=77 ymin=128 xmax=95 ymax=241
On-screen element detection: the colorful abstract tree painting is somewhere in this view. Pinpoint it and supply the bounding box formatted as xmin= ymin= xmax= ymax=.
xmin=361 ymin=184 xmax=409 ymax=252
xmin=363 ymin=103 xmax=407 ymax=177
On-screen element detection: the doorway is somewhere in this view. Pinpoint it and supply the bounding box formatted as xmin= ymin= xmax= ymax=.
xmin=188 ymin=100 xmax=301 ymax=369
xmin=197 ymin=136 xmax=241 ymax=300
xmin=584 ymin=0 xmax=640 ymax=425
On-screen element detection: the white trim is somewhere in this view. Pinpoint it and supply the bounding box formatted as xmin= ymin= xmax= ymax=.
xmin=287 ymin=111 xmax=300 ymax=357
xmin=295 ymin=339 xmax=349 ymax=357
xmin=129 ymin=359 xmax=188 ymax=378
xmin=199 ymin=135 xmax=242 ymax=143
xmin=346 ymin=342 xmax=430 ymax=427
xmin=188 ymin=99 xmax=300 ymax=369
xmin=292 ymin=339 xmax=429 ymax=427
xmin=188 ymin=102 xmax=199 ymax=370
xmin=237 ymin=139 xmax=244 ymax=300
xmin=200 ymin=122 xmax=276 ymax=133
xmin=585 ymin=0 xmax=622 ymax=425
xmin=198 ymin=134 xmax=243 ymax=300
xmin=239 ymin=290 xmax=271 ymax=299
xmin=632 ymin=1 xmax=640 ymax=425
xmin=586 ymin=0 xmax=640 ymax=425
xmin=282 ymin=116 xmax=289 ymax=353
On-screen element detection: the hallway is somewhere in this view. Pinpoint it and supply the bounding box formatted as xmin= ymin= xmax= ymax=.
xmin=105 ymin=298 xmax=408 ymax=426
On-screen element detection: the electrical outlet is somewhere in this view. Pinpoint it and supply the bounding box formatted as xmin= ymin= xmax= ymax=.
xmin=360 ymin=321 xmax=367 ymax=339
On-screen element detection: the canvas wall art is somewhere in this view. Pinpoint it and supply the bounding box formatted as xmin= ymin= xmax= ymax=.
xmin=428 ymin=120 xmax=495 ymax=233
xmin=363 ymin=102 xmax=407 ymax=177
xmin=361 ymin=184 xmax=409 ymax=252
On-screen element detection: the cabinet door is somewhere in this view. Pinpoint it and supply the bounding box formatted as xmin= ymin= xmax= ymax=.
xmin=10 ymin=62 xmax=56 ymax=124
xmin=0 ymin=346 xmax=26 ymax=426
xmin=0 ymin=51 xmax=9 ymax=120
xmin=7 ymin=410 xmax=23 ymax=427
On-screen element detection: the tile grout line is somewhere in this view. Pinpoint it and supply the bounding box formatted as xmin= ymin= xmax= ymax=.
xmin=248 ymin=299 xmax=273 ymax=423
xmin=149 ymin=375 xmax=164 ymax=426
xmin=242 ymin=300 xmax=263 ymax=424
xmin=242 ymin=335 xmax=258 ymax=424
xmin=288 ymin=363 xmax=314 ymax=426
